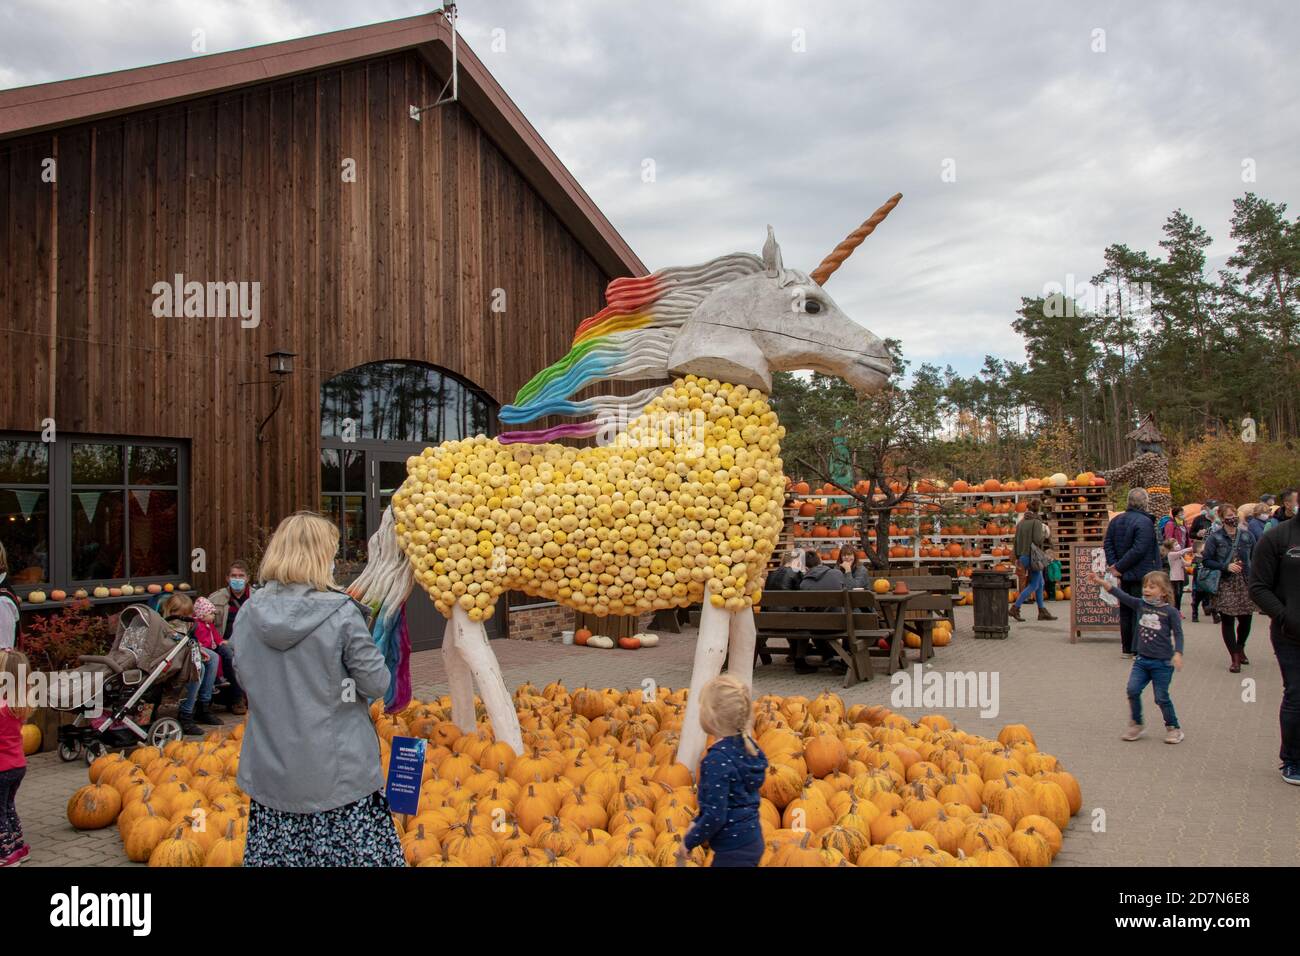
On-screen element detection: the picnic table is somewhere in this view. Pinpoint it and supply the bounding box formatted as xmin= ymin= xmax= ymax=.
xmin=871 ymin=591 xmax=920 ymax=672
xmin=750 ymin=589 xmax=913 ymax=687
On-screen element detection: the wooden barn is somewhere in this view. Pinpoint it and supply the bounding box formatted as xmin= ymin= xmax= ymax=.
xmin=0 ymin=12 xmax=645 ymax=645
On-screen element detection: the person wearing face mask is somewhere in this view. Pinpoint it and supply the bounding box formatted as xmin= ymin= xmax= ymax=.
xmin=1201 ymin=504 xmax=1259 ymax=673
xmin=206 ymin=560 xmax=253 ymax=715
xmin=0 ymin=544 xmax=19 ymax=652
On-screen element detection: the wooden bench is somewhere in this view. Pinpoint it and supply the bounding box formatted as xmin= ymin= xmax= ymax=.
xmin=750 ymin=590 xmax=897 ymax=687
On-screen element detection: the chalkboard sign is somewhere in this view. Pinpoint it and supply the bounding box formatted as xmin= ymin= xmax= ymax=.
xmin=1070 ymin=543 xmax=1121 ymax=642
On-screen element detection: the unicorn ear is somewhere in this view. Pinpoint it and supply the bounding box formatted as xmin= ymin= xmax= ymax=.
xmin=762 ymin=226 xmax=783 ymax=277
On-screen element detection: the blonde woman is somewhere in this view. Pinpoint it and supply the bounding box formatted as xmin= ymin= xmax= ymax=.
xmin=0 ymin=649 xmax=34 ymax=865
xmin=232 ymin=511 xmax=402 ymax=867
xmin=680 ymin=675 xmax=768 ymax=866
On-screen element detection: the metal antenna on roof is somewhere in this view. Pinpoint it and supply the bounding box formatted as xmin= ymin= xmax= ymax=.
xmin=410 ymin=3 xmax=459 ymax=120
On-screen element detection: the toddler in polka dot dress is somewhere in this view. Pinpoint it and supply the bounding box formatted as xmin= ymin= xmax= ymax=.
xmin=681 ymin=675 xmax=768 ymax=866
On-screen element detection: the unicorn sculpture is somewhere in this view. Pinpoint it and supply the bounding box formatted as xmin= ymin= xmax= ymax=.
xmin=350 ymin=196 xmax=901 ymax=771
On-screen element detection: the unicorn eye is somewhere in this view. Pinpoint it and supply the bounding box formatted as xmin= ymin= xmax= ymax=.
xmin=804 ymin=299 xmax=823 ymax=315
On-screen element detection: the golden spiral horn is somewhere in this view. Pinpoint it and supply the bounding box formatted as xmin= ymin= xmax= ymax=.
xmin=810 ymin=192 xmax=903 ymax=285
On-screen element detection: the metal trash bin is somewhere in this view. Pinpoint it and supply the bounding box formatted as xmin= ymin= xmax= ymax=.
xmin=971 ymin=569 xmax=1015 ymax=639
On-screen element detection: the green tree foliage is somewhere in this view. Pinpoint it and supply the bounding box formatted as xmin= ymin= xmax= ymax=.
xmin=777 ymin=192 xmax=1300 ymax=503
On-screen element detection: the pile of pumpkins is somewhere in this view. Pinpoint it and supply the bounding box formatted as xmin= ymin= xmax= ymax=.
xmin=786 ymin=473 xmax=1107 ymax=504
xmin=376 ymin=684 xmax=1079 ymax=866
xmin=905 ymin=619 xmax=953 ymax=648
xmin=67 ymin=684 xmax=1080 ymax=867
xmin=66 ymin=727 xmax=249 ymax=866
xmin=573 ymin=628 xmax=659 ymax=650
xmin=949 ymin=474 xmax=1106 ymax=493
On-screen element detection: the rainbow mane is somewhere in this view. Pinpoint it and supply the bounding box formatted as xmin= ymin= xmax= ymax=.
xmin=498 ymin=254 xmax=766 ymax=443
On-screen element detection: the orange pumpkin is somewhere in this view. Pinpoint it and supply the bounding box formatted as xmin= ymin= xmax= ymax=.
xmin=574 ymin=628 xmax=592 ymax=646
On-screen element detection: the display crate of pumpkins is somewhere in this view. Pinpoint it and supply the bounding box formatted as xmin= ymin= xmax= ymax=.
xmin=21 ymin=581 xmax=192 ymax=606
xmin=67 ymin=682 xmax=1080 ymax=867
xmin=781 ymin=479 xmax=1039 ymax=580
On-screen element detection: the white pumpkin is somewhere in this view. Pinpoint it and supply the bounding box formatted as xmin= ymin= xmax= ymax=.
xmin=634 ymin=632 xmax=660 ymax=647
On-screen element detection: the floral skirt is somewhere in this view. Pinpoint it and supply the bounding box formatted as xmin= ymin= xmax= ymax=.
xmin=1213 ymin=572 xmax=1258 ymax=618
xmin=244 ymin=791 xmax=405 ymax=867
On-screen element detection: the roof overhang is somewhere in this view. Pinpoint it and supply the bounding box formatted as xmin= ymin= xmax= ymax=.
xmin=0 ymin=12 xmax=645 ymax=278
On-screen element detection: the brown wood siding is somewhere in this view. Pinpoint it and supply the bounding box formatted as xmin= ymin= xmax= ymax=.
xmin=0 ymin=50 xmax=624 ymax=590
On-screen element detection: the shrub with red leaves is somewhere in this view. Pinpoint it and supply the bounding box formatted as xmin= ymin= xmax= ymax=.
xmin=19 ymin=600 xmax=117 ymax=672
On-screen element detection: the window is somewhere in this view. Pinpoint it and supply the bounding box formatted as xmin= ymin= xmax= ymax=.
xmin=319 ymin=361 xmax=496 ymax=572
xmin=321 ymin=361 xmax=494 ymax=444
xmin=0 ymin=440 xmax=51 ymax=585
xmin=319 ymin=448 xmax=368 ymax=566
xmin=0 ymin=435 xmax=187 ymax=590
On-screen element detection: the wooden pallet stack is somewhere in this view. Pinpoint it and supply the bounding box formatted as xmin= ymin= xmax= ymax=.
xmin=1042 ymin=485 xmax=1111 ymax=586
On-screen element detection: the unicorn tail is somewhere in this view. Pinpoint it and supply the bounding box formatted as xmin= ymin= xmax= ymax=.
xmin=348 ymin=506 xmax=415 ymax=713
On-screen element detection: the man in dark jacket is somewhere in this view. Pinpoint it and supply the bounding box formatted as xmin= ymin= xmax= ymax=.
xmin=1104 ymin=488 xmax=1162 ymax=657
xmin=207 ymin=559 xmax=253 ymax=714
xmin=1249 ymin=517 xmax=1300 ymax=785
xmin=1189 ymin=501 xmax=1216 ymax=542
xmin=1276 ymin=489 xmax=1298 ymax=526
xmin=794 ymin=552 xmax=848 ymax=675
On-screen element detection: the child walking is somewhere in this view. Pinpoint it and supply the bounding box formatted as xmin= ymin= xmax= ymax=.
xmin=681 ymin=675 xmax=768 ymax=867
xmin=1162 ymin=538 xmax=1193 ymax=612
xmin=1093 ymin=570 xmax=1185 ymax=744
xmin=0 ymin=649 xmax=34 ymax=866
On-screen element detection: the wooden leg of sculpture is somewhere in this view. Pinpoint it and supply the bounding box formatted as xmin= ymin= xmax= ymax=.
xmin=451 ymin=605 xmax=524 ymax=756
xmin=676 ymin=600 xmax=733 ymax=774
xmin=727 ymin=606 xmax=756 ymax=690
xmin=441 ymin=610 xmax=477 ymax=734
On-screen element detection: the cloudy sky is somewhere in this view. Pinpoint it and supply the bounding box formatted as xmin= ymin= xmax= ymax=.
xmin=3 ymin=0 xmax=1296 ymax=376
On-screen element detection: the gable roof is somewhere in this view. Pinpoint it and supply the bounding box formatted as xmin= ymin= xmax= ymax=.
xmin=0 ymin=12 xmax=645 ymax=279
xmin=1126 ymin=413 xmax=1165 ymax=443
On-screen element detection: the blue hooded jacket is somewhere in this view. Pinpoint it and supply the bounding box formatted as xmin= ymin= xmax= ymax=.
xmin=684 ymin=735 xmax=768 ymax=851
xmin=1104 ymin=506 xmax=1162 ymax=583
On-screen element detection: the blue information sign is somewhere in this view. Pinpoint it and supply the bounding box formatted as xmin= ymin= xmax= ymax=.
xmin=384 ymin=735 xmax=426 ymax=816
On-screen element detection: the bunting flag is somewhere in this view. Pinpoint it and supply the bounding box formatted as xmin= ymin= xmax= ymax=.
xmin=75 ymin=491 xmax=102 ymax=524
xmin=131 ymin=489 xmax=151 ymax=515
xmin=13 ymin=490 xmax=42 ymax=519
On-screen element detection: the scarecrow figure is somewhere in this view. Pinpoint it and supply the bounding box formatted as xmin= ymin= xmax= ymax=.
xmin=1103 ymin=413 xmax=1171 ymax=516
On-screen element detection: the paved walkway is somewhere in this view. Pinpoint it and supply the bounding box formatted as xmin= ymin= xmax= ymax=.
xmin=17 ymin=605 xmax=1299 ymax=866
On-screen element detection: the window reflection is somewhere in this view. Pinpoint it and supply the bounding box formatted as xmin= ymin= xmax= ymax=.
xmin=320 ymin=361 xmax=494 ymax=444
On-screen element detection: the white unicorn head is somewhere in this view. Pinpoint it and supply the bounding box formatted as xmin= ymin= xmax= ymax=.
xmin=665 ymin=225 xmax=892 ymax=394
xmin=500 ymin=197 xmax=903 ymax=441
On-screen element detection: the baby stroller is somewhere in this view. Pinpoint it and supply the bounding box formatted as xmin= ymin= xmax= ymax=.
xmin=56 ymin=604 xmax=202 ymax=764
